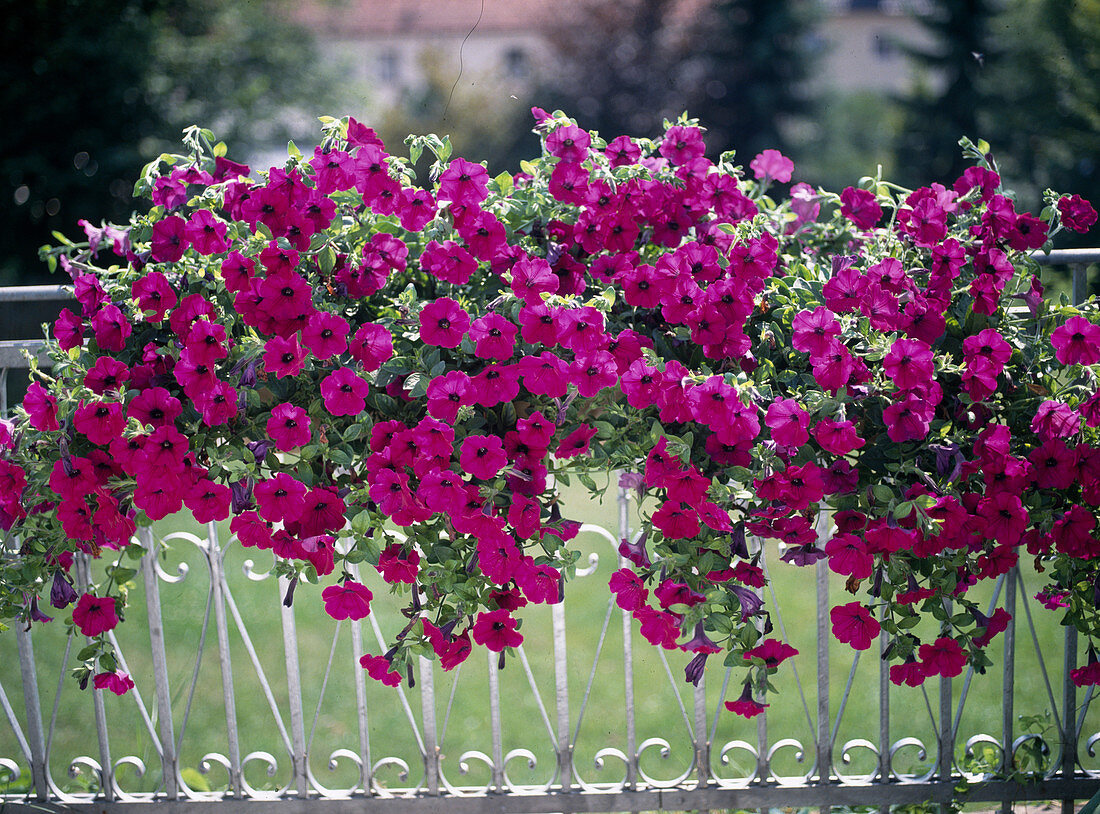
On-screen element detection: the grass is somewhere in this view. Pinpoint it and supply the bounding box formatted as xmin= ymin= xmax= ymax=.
xmin=1 ymin=481 xmax=1094 ymax=802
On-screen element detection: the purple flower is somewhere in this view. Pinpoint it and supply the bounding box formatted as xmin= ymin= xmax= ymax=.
xmin=685 ymin=652 xmax=709 ymax=686
xmin=929 ymin=442 xmax=963 ymax=480
xmin=50 ymin=571 xmax=78 ymax=609
xmin=247 ymin=439 xmax=273 ymax=464
xmin=618 ymin=530 xmax=651 ymax=568
xmin=729 ymin=585 xmax=763 ymax=621
xmin=27 ymin=596 xmax=53 ymax=625
xmin=780 ymin=544 xmax=827 ymax=567
xmin=728 ymin=524 xmax=749 ymax=559
xmin=230 ymin=480 xmax=254 ymax=513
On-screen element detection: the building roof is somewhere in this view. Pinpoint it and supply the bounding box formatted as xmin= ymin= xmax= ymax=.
xmin=289 ymin=0 xmax=561 ymax=37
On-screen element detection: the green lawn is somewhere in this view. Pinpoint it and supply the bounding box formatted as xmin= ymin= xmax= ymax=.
xmin=1 ymin=482 xmax=1094 ymax=799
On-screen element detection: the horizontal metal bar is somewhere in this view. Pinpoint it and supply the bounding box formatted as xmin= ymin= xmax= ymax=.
xmin=1030 ymin=249 xmax=1100 ymax=266
xmin=4 ymin=778 xmax=1100 ymax=813
xmin=0 ymin=341 xmax=51 ymax=370
xmin=0 ymin=285 xmax=72 ymax=302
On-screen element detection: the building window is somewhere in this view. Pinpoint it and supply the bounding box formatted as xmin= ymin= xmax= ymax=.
xmin=378 ymin=51 xmax=400 ymax=83
xmin=873 ymin=31 xmax=896 ymax=60
xmin=505 ymin=48 xmax=528 ymax=79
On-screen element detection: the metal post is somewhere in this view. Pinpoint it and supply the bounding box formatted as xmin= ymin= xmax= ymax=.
xmin=419 ymin=656 xmax=439 ymax=795
xmin=1062 ymin=626 xmax=1078 ymax=814
xmin=14 ymin=624 xmax=48 ymax=800
xmin=1000 ymin=566 xmax=1017 ymax=814
xmin=140 ymin=527 xmax=178 ymax=798
xmin=279 ymin=574 xmax=309 ymax=797
xmin=817 ymin=553 xmax=831 ymax=812
xmin=208 ymin=523 xmax=243 ymax=796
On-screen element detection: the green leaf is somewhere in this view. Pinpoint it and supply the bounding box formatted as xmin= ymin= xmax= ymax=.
xmin=493 ymin=171 xmax=513 ymax=196
xmin=318 ymin=246 xmax=336 ymax=276
xmin=872 ymin=484 xmax=894 ymax=503
xmin=108 ymin=566 xmax=137 ymax=584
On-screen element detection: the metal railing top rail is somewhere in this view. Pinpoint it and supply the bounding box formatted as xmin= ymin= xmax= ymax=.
xmin=0 ymin=284 xmax=72 ymax=302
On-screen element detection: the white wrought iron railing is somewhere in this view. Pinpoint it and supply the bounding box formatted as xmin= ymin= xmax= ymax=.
xmin=2 ymin=249 xmax=1100 ymax=813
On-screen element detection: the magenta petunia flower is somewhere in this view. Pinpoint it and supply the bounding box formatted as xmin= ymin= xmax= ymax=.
xmin=73 ymin=400 xmax=125 ymax=446
xmin=469 ymin=312 xmax=517 ymax=360
xmin=750 ymin=149 xmax=794 ymax=183
xmin=472 ymin=609 xmax=523 ymax=652
xmin=185 ymin=479 xmax=232 ymax=524
xmin=359 ymin=654 xmax=402 ymax=686
xmin=93 ymin=671 xmax=135 ymax=696
xmin=348 ymin=323 xmax=393 ymax=371
xmin=1057 ymin=194 xmax=1097 ymax=234
xmin=744 ymin=639 xmax=799 ymax=668
xmin=321 ymin=581 xmax=373 ymax=621
xmin=267 ymin=403 xmax=311 ymax=451
xmin=437 ymin=158 xmax=489 ymax=208
xmin=321 ymin=367 xmax=369 ymax=416
xmin=830 ymin=601 xmax=880 ymax=651
xmin=791 ymin=307 xmax=841 ymax=358
xmin=545 ymin=124 xmax=591 ymax=163
xmin=889 ymin=658 xmax=927 ymax=687
xmin=301 ymin=312 xmax=349 ymax=361
xmin=515 ymin=559 xmax=561 ymax=605
xmin=651 ymin=500 xmax=700 ymax=540
xmin=426 ymin=370 xmax=472 ymax=424
xmin=419 ymin=297 xmax=470 ymax=348
xmin=658 ymin=125 xmax=705 ymax=165
xmin=150 ymin=215 xmax=189 ymax=262
xmin=72 ymin=593 xmax=119 ymax=637
xmin=90 ymin=304 xmax=132 ymax=352
xmin=555 ymin=424 xmax=599 ymax=460
xmin=184 ymin=209 xmax=229 ymax=255
xmin=918 ymin=637 xmax=967 ymax=678
xmin=377 ymin=544 xmax=420 ymax=584
xmin=24 ymin=381 xmax=60 ymax=431
xmin=812 ymin=418 xmax=865 ymax=456
xmin=609 ymin=568 xmax=647 ymax=611
xmin=196 ymin=381 xmax=239 ymax=427
xmin=604 ymin=135 xmax=641 ymax=167
xmin=840 ymin=186 xmax=882 ymax=230
xmin=883 ymin=337 xmax=934 ymax=391
xmin=510 ymin=256 xmax=559 ymax=304
xmin=1052 ymin=316 xmax=1100 ymax=366
xmin=765 ymin=398 xmax=810 ymax=448
xmin=132 ymin=271 xmax=178 ymax=322
xmin=725 ymin=683 xmax=768 ymax=719
xmin=459 ymin=434 xmax=508 ymax=481
xmin=517 ymin=352 xmax=569 ymax=398
xmin=254 ymin=473 xmax=307 ymax=524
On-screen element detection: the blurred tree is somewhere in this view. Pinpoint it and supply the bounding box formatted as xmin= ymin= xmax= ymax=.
xmin=980 ymin=0 xmax=1100 ymax=218
xmin=0 ymin=0 xmax=334 ymax=286
xmin=894 ymin=0 xmax=999 ymax=187
xmin=372 ymin=50 xmax=537 ymax=175
xmin=1 ymin=0 xmax=162 ymax=285
xmin=537 ymin=0 xmax=697 ymax=141
xmin=689 ymin=0 xmax=820 ymax=160
xmin=536 ymin=0 xmax=817 ymax=159
xmin=794 ymin=91 xmax=905 ymax=192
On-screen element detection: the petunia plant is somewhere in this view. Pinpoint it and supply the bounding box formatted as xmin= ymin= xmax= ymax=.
xmin=0 ymin=111 xmax=1098 ymax=715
